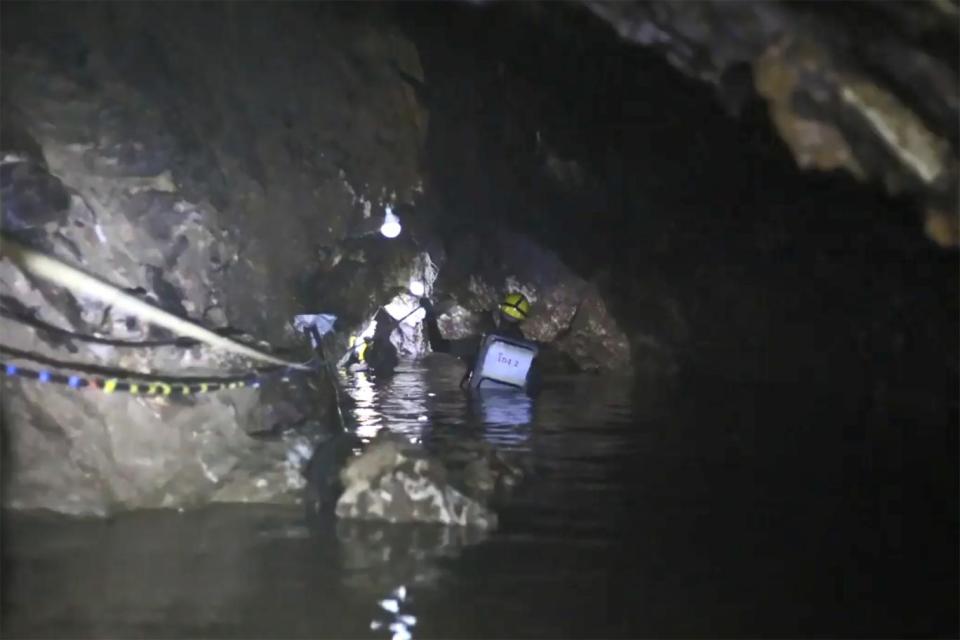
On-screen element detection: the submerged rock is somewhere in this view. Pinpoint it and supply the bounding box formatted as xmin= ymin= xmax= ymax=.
xmin=459 ymin=443 xmax=525 ymax=500
xmin=335 ymin=431 xmax=498 ymax=530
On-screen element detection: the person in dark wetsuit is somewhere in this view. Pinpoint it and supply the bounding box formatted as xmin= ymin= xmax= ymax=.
xmin=421 ymin=291 xmax=542 ymax=391
xmin=340 ymin=308 xmax=399 ymax=376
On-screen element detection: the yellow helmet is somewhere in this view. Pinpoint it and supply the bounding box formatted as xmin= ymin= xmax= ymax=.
xmin=499 ymin=292 xmax=531 ymax=322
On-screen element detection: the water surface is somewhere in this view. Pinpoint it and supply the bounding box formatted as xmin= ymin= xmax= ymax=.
xmin=3 ymin=357 xmax=957 ymax=637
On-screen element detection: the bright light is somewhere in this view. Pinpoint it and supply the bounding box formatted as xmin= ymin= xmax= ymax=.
xmin=380 ymin=206 xmax=402 ymax=238
xmin=384 ymin=295 xmax=424 ymax=326
xmin=408 ymin=280 xmax=425 ymax=297
xmin=359 ymin=320 xmax=377 ymax=339
xmin=379 ymin=599 xmax=400 ymax=614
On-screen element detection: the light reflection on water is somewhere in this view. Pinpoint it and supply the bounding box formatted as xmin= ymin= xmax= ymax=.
xmin=371 ymin=585 xmax=415 ymax=640
xmin=337 ymin=358 xmax=549 ymax=639
xmin=340 ymin=358 xmax=542 ymax=449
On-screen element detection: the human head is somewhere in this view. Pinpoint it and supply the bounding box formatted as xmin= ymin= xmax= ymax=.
xmin=498 ymin=291 xmax=531 ymax=324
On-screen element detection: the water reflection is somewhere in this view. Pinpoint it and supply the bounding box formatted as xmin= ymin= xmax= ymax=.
xmin=340 ymin=366 xmax=436 ymax=444
xmin=467 ymin=389 xmax=534 ymax=433
xmin=340 ymin=359 xmax=538 ymax=446
xmin=335 ymin=359 xmax=535 ymax=639
xmin=16 ymin=368 xmax=945 ymax=637
xmin=342 ymin=369 xmax=386 ymax=441
xmin=370 ymin=585 xmax=417 ymax=640
xmin=334 ymin=518 xmax=489 ymax=640
xmin=335 ymin=518 xmax=490 ymax=640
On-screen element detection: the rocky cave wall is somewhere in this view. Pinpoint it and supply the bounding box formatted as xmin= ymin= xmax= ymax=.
xmin=0 ymin=2 xmax=631 ymax=515
xmin=3 ymin=2 xmax=428 ymax=344
xmin=399 ymin=0 xmax=958 ymax=425
xmin=0 ymin=3 xmax=432 ymax=514
xmin=584 ymin=0 xmax=959 ymax=247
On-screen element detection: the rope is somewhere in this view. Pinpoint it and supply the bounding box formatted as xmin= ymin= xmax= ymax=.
xmin=0 ymin=235 xmax=312 ymax=369
xmin=0 ymin=343 xmax=297 ymax=380
xmin=0 ymin=344 xmax=319 ymax=396
xmin=2 ymin=359 xmax=263 ymax=395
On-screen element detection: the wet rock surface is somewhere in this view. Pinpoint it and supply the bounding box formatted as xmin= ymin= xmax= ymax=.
xmin=335 ymin=431 xmax=498 ymax=530
xmin=3 ymin=2 xmax=428 ymax=344
xmin=435 ymin=229 xmax=632 ymax=373
xmin=584 ymin=0 xmax=959 ymax=247
xmin=0 ymin=3 xmax=427 ymax=514
xmin=309 ymin=239 xmax=441 ymax=363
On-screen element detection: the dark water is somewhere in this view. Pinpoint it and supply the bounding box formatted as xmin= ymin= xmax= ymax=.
xmin=3 ymin=357 xmax=957 ymax=638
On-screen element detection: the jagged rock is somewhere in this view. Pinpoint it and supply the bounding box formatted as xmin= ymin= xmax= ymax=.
xmin=0 ymin=3 xmax=427 ymax=514
xmin=2 ymin=373 xmax=298 ymax=515
xmin=2 ymin=2 xmax=428 ymax=344
xmin=584 ymin=0 xmax=960 ymax=247
xmin=335 ymin=431 xmax=498 ymax=529
xmin=0 ymin=159 xmax=71 ymax=231
xmin=436 ymin=229 xmax=633 ymax=372
xmin=312 ymin=242 xmax=441 ymax=366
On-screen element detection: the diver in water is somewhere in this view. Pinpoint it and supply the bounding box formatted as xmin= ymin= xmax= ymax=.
xmin=421 ymin=291 xmax=542 ymax=392
xmin=339 ymin=307 xmax=400 ymax=377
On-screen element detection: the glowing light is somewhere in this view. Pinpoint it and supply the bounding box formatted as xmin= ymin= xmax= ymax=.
xmin=408 ymin=280 xmax=425 ymax=297
xmin=389 ymin=623 xmax=412 ymax=640
xmin=370 ymin=585 xmax=415 ymax=640
xmin=351 ymin=371 xmax=382 ymax=440
xmin=379 ymin=599 xmax=400 ymax=614
xmin=38 ymin=370 xmax=51 ymax=383
xmin=384 ymin=296 xmax=424 ymax=326
xmin=6 ymin=364 xmax=17 ymax=375
xmin=380 ymin=206 xmax=401 ymax=239
xmin=359 ymin=320 xmax=378 ymax=340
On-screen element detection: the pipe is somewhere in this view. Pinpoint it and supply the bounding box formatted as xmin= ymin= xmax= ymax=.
xmin=0 ymin=235 xmax=312 ymax=370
